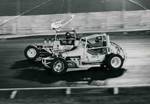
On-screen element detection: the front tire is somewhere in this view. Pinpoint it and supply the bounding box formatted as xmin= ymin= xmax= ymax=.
xmin=47 ymin=58 xmax=68 ymax=75
xmin=105 ymin=54 xmax=124 ymax=70
xmin=24 ymin=45 xmax=39 ymax=61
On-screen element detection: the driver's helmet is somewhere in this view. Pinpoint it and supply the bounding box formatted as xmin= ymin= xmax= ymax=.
xmin=95 ymin=36 xmax=102 ymax=43
xmin=65 ymin=32 xmax=75 ymax=39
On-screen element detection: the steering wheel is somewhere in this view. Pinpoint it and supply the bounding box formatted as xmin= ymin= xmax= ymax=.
xmin=81 ymin=39 xmax=93 ymax=48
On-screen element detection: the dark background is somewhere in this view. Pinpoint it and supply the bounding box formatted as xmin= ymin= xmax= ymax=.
xmin=0 ymin=0 xmax=149 ymax=16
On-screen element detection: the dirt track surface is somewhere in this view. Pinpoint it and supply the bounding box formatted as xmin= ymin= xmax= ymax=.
xmin=0 ymin=33 xmax=150 ymax=88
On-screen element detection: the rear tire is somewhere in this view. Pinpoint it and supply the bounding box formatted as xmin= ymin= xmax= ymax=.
xmin=105 ymin=54 xmax=124 ymax=70
xmin=24 ymin=45 xmax=39 ymax=61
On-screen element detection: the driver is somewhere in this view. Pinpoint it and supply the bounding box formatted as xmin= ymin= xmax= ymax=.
xmin=65 ymin=32 xmax=73 ymax=39
xmin=92 ymin=36 xmax=103 ymax=47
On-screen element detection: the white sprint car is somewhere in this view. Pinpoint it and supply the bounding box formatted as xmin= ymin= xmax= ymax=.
xmin=24 ymin=29 xmax=126 ymax=74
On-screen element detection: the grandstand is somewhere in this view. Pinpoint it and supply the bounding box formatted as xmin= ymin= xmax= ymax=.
xmin=0 ymin=0 xmax=149 ymax=16
xmin=0 ymin=0 xmax=149 ymax=36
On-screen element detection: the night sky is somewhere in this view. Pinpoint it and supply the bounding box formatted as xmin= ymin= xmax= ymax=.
xmin=0 ymin=0 xmax=149 ymax=16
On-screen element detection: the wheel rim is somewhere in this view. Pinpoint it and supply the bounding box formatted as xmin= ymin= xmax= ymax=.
xmin=53 ymin=61 xmax=64 ymax=73
xmin=27 ymin=48 xmax=37 ymax=58
xmin=111 ymin=56 xmax=122 ymax=68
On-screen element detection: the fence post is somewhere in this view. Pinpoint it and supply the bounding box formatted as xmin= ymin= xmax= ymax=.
xmin=66 ymin=88 xmax=71 ymax=95
xmin=10 ymin=90 xmax=18 ymax=99
xmin=113 ymin=87 xmax=119 ymax=95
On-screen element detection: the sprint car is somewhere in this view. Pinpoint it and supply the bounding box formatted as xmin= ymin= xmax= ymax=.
xmin=24 ymin=29 xmax=126 ymax=74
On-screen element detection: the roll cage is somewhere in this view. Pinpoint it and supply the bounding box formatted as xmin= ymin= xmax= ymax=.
xmin=80 ymin=33 xmax=111 ymax=54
